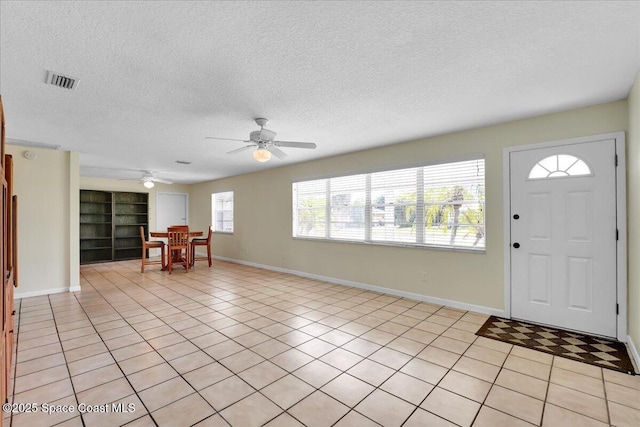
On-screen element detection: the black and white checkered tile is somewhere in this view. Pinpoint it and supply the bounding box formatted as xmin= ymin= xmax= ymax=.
xmin=476 ymin=316 xmax=636 ymax=375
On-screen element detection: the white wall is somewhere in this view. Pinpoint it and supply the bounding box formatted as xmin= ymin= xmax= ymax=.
xmin=190 ymin=100 xmax=628 ymax=313
xmin=7 ymin=146 xmax=78 ymax=297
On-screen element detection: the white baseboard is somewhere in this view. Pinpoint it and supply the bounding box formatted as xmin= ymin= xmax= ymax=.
xmin=627 ymin=335 xmax=640 ymax=373
xmin=14 ymin=285 xmax=81 ymax=300
xmin=213 ymin=255 xmax=506 ymax=317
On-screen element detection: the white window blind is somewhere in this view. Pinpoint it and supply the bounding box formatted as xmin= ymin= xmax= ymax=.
xmin=211 ymin=191 xmax=234 ymax=233
xmin=293 ymin=158 xmax=485 ymax=250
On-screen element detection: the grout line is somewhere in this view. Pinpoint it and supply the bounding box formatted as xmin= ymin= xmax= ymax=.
xmin=131 ymin=260 xmax=471 ymax=424
xmin=601 ymin=364 xmax=611 ymax=426
xmin=538 ymin=353 xmax=553 ymax=426
xmin=43 ymin=294 xmax=86 ymax=427
xmin=68 ymin=291 xmax=159 ymax=427
xmin=13 ymin=258 xmax=637 ymax=427
xmin=6 ymin=299 xmax=21 ymax=427
xmin=84 ymin=260 xmax=441 ymax=423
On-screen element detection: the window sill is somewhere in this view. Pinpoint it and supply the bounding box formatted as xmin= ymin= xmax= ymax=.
xmin=292 ymin=236 xmax=486 ymax=253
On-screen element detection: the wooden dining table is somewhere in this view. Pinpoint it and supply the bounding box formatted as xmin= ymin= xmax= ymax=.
xmin=150 ymin=231 xmax=203 ymax=238
xmin=150 ymin=230 xmax=203 ymax=270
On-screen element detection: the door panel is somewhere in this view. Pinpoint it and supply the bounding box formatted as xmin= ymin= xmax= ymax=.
xmin=567 ymin=257 xmax=591 ymax=310
xmin=157 ymin=193 xmax=188 ymax=231
xmin=529 ymin=254 xmax=551 ymax=304
xmin=566 ymin=192 xmax=592 ymax=241
xmin=510 ymin=138 xmax=617 ymax=337
xmin=529 ymin=193 xmax=551 ymax=240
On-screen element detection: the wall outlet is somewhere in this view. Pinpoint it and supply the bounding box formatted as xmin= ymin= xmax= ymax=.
xmin=421 ymin=272 xmax=428 ymax=282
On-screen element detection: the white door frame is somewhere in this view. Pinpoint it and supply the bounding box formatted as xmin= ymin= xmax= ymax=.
xmin=503 ymin=131 xmax=627 ymax=341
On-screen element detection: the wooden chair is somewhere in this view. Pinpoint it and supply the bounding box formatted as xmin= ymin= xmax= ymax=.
xmin=167 ymin=226 xmax=190 ymax=274
xmin=191 ymin=226 xmax=212 ymax=267
xmin=140 ymin=226 xmax=165 ymax=273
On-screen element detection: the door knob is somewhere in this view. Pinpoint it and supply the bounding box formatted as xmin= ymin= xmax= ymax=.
xmin=513 ymin=214 xmax=520 ymax=220
xmin=513 ymin=242 xmax=520 ymax=248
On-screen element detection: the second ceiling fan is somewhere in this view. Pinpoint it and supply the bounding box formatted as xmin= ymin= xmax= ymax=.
xmin=206 ymin=118 xmax=316 ymax=162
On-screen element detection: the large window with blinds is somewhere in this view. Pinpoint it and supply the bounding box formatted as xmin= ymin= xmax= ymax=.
xmin=293 ymin=157 xmax=485 ymax=250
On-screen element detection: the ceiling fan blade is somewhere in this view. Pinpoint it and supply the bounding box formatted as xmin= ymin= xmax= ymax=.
xmin=227 ymin=145 xmax=255 ymax=155
xmin=269 ymin=146 xmax=288 ymax=160
xmin=152 ymin=178 xmax=173 ymax=184
xmin=206 ymin=137 xmax=249 ymax=142
xmin=274 ymin=141 xmax=317 ymax=149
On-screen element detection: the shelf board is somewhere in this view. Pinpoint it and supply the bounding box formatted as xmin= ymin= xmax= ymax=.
xmin=80 ymin=190 xmax=147 ymax=263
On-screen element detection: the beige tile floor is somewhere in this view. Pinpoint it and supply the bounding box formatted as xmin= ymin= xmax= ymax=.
xmin=4 ymin=259 xmax=640 ymax=426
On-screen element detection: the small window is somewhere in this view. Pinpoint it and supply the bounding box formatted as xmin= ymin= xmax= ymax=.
xmin=528 ymin=154 xmax=591 ymax=179
xmin=212 ymin=191 xmax=234 ymax=233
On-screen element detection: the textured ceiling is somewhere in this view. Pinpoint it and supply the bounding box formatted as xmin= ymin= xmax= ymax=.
xmin=1 ymin=1 xmax=638 ymax=184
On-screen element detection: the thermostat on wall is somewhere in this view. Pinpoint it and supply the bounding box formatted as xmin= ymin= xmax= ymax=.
xmin=23 ymin=150 xmax=37 ymax=160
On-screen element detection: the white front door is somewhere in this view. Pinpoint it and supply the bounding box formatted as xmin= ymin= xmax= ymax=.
xmin=509 ymin=138 xmax=618 ymax=337
xmin=157 ymin=192 xmax=188 ymax=231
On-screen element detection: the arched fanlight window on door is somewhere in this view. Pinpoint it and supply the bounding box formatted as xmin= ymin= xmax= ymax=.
xmin=528 ymin=154 xmax=592 ymax=179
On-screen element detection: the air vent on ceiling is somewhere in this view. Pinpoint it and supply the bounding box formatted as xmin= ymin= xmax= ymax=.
xmin=45 ymin=70 xmax=79 ymax=90
xmin=175 ymin=160 xmax=191 ymax=165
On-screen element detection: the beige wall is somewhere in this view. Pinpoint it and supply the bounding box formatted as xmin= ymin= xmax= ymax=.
xmin=627 ymin=71 xmax=640 ymax=351
xmin=7 ymin=146 xmax=77 ymax=297
xmin=69 ymin=152 xmax=79 ymax=290
xmin=190 ymin=100 xmax=628 ymax=312
xmin=4 ymin=161 xmax=192 ymax=297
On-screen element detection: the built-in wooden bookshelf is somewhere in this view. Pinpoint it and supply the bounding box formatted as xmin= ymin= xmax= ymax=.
xmin=80 ymin=190 xmax=113 ymax=264
xmin=80 ymin=190 xmax=149 ymax=264
xmin=114 ymin=191 xmax=148 ymax=261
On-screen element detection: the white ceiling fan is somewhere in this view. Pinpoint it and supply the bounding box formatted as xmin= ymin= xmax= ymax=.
xmin=81 ymin=166 xmax=174 ymax=188
xmin=138 ymin=171 xmax=173 ymax=188
xmin=206 ymin=118 xmax=317 ymax=162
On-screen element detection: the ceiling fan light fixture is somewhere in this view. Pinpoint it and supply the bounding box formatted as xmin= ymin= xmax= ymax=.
xmin=207 ymin=117 xmax=316 ymax=161
xmin=253 ymin=148 xmax=271 ymax=162
xmin=143 ymin=180 xmax=154 ymax=189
